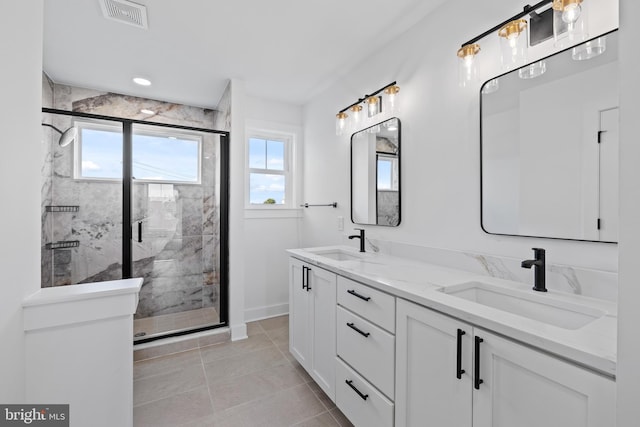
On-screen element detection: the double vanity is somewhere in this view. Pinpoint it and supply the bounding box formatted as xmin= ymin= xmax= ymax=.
xmin=288 ymin=246 xmax=616 ymax=426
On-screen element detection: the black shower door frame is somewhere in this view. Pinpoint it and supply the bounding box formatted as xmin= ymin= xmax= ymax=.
xmin=42 ymin=107 xmax=230 ymax=338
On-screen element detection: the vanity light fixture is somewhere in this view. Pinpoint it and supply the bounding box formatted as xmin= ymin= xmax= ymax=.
xmin=553 ymin=0 xmax=589 ymax=48
xmin=498 ymin=19 xmax=528 ymax=70
xmin=383 ymin=85 xmax=401 ymax=114
xmin=336 ymin=112 xmax=349 ymax=136
xmin=457 ymin=0 xmax=591 ymax=88
xmin=457 ymin=44 xmax=481 ymax=88
xmin=366 ymin=96 xmax=381 ymax=118
xmin=335 ymin=81 xmax=399 ymax=136
xmin=350 ymin=105 xmax=363 ymax=130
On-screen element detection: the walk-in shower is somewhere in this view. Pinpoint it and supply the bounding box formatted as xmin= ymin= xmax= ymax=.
xmin=41 ymin=108 xmax=229 ymax=342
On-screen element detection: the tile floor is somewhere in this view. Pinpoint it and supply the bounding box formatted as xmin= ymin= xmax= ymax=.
xmin=133 ymin=315 xmax=354 ymax=427
xmin=134 ymin=307 xmax=220 ymax=340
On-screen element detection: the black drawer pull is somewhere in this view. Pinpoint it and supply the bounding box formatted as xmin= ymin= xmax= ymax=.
xmin=346 ymin=322 xmax=370 ymax=338
xmin=456 ymin=329 xmax=466 ymax=380
xmin=347 ymin=289 xmax=371 ymax=301
xmin=305 ymin=266 xmax=311 ymax=291
xmin=346 ymin=380 xmax=369 ymax=400
xmin=474 ymin=336 xmax=484 ymax=390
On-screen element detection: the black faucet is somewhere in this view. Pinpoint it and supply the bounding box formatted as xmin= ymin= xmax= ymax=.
xmin=521 ymin=248 xmax=546 ymax=292
xmin=348 ymin=228 xmax=366 ymax=253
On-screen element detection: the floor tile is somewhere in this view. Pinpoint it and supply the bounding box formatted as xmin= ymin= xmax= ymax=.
xmin=203 ymin=346 xmax=287 ymax=382
xmin=209 ymin=363 xmax=306 ymax=412
xmin=329 ymin=408 xmax=355 ymax=427
xmin=258 ymin=315 xmax=289 ymax=331
xmin=134 ymin=348 xmax=201 ymax=381
xmin=134 ymin=363 xmax=206 ymax=406
xmin=209 ymin=383 xmax=325 ymax=427
xmin=200 ymin=332 xmax=274 ymax=364
xmin=246 ymin=320 xmax=264 ymax=336
xmin=306 ymin=381 xmax=336 ymax=411
xmin=133 ymin=387 xmax=213 ymax=427
xmin=293 ymin=411 xmax=341 ymax=427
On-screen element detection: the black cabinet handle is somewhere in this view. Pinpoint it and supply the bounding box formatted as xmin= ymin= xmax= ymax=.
xmin=137 ymin=221 xmax=143 ymax=243
xmin=345 ymin=380 xmax=369 ymax=401
xmin=346 ymin=322 xmax=370 ymax=338
xmin=474 ymin=336 xmax=484 ymax=390
xmin=306 ymin=266 xmax=311 ymax=291
xmin=456 ymin=329 xmax=466 ymax=380
xmin=347 ymin=289 xmax=371 ymax=301
xmin=301 ymin=266 xmax=307 ymax=290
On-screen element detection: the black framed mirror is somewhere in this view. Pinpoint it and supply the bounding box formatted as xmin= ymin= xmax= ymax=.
xmin=481 ymin=30 xmax=618 ymax=243
xmin=351 ymin=117 xmax=401 ymax=226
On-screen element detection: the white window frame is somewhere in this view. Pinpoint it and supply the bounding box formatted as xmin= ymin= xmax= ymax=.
xmin=73 ymin=119 xmax=202 ymax=184
xmin=245 ymin=128 xmax=296 ymax=211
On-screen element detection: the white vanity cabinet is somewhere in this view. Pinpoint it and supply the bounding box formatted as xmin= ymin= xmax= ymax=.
xmin=335 ymin=276 xmax=396 ymax=426
xmin=396 ymin=299 xmax=616 ymax=427
xmin=289 ymin=258 xmax=337 ymax=399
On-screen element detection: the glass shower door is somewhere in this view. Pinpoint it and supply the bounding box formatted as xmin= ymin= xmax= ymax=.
xmin=131 ymin=124 xmax=221 ymax=340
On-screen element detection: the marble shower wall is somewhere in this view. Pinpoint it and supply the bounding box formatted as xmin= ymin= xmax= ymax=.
xmin=40 ymin=80 xmax=223 ymax=321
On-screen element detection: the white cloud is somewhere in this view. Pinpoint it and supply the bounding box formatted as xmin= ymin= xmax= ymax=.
xmin=82 ymin=160 xmax=101 ymax=171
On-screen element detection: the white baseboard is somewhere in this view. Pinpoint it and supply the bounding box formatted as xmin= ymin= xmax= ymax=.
xmin=244 ymin=303 xmax=289 ymax=323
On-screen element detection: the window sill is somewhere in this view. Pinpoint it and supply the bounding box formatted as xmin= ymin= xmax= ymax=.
xmin=244 ymin=208 xmax=303 ymax=219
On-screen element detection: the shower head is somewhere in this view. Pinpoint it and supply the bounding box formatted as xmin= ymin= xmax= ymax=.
xmin=41 ymin=123 xmax=77 ymax=147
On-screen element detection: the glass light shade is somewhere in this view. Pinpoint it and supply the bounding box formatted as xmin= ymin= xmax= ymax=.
xmin=457 ymin=44 xmax=481 ymax=88
xmin=498 ymin=20 xmax=528 ymax=71
xmin=518 ymin=60 xmax=547 ymax=79
xmin=350 ymin=105 xmax=363 ymax=130
xmin=383 ymin=85 xmax=400 ymax=114
xmin=336 ymin=112 xmax=348 ymax=136
xmin=366 ymin=96 xmax=380 ymax=117
xmin=572 ymin=36 xmax=606 ymax=60
xmin=553 ymin=0 xmax=588 ymax=49
xmin=481 ymin=78 xmax=500 ymax=94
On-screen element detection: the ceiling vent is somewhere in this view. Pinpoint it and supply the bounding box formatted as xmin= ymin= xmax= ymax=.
xmin=99 ymin=0 xmax=148 ymax=29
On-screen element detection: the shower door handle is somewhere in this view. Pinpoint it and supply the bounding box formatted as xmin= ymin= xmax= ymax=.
xmin=137 ymin=221 xmax=143 ymax=243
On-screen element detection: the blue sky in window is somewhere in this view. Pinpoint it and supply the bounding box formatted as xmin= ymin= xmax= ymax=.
xmin=249 ymin=138 xmax=284 ymax=171
xmin=81 ymin=129 xmax=123 ymax=179
xmin=80 ymin=128 xmax=199 ymax=182
xmin=249 ymin=173 xmax=285 ymax=204
xmin=133 ymin=134 xmax=198 ymax=182
xmin=377 ymin=159 xmax=392 ymax=190
xmin=248 ymin=137 xmax=286 ymax=204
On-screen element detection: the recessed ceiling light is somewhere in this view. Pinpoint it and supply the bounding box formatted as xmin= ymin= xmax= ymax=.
xmin=133 ymin=77 xmax=151 ymax=86
xmin=140 ymin=109 xmax=155 ymax=115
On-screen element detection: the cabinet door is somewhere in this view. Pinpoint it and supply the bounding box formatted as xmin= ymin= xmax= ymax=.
xmin=309 ymin=265 xmax=337 ymax=400
xmin=396 ymin=299 xmax=473 ymax=427
xmin=473 ymin=329 xmax=616 ymax=427
xmin=289 ymin=258 xmax=310 ymax=367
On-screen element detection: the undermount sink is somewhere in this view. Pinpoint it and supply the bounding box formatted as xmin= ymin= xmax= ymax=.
xmin=440 ymin=281 xmax=606 ymax=330
xmin=305 ymin=248 xmax=364 ymax=261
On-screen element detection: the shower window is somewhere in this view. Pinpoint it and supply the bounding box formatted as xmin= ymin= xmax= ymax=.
xmin=75 ymin=121 xmax=124 ymax=180
xmin=75 ymin=120 xmax=202 ymax=183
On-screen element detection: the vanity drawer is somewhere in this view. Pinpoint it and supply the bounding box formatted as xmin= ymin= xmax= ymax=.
xmin=337 ymin=276 xmax=395 ymax=333
xmin=336 ymin=357 xmax=394 ymax=427
xmin=337 ymin=306 xmax=395 ymax=399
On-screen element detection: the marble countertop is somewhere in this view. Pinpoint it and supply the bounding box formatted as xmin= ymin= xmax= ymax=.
xmin=287 ymin=246 xmax=617 ymax=378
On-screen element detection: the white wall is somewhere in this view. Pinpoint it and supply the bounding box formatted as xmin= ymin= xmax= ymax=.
xmin=616 ymin=0 xmax=640 ymax=423
xmin=301 ymin=0 xmax=618 ymax=272
xmin=243 ymin=95 xmax=303 ymax=321
xmin=0 ymin=0 xmax=43 ymax=402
